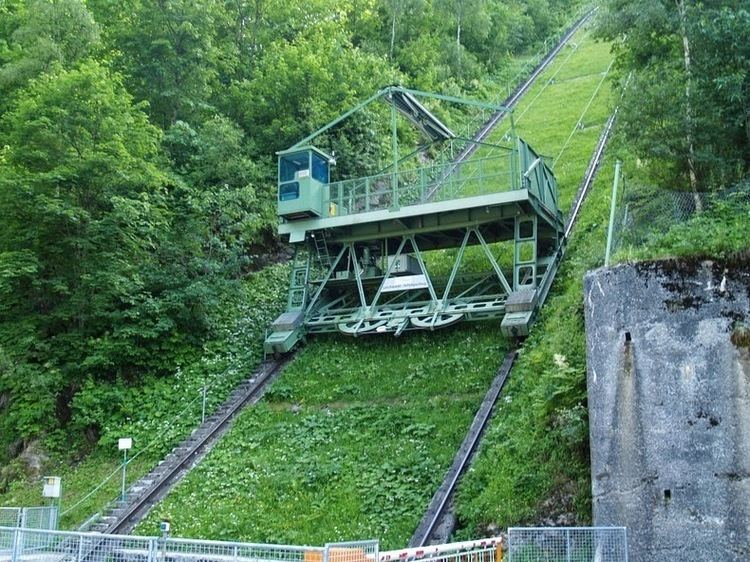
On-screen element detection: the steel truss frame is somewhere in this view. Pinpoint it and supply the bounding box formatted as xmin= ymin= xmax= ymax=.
xmin=293 ymin=220 xmax=541 ymax=337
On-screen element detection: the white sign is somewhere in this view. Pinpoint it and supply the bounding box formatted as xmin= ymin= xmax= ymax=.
xmin=118 ymin=438 xmax=133 ymax=450
xmin=43 ymin=476 xmax=61 ymax=498
xmin=381 ymin=274 xmax=429 ymax=292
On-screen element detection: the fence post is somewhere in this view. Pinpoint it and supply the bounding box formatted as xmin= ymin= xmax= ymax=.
xmin=77 ymin=535 xmax=84 ymax=562
xmin=148 ymin=538 xmax=157 ymax=562
xmin=201 ymin=385 xmax=207 ymax=424
xmin=604 ymin=160 xmax=622 ymax=266
xmin=19 ymin=508 xmax=27 ymax=529
xmin=11 ymin=528 xmax=21 ymax=562
xmin=565 ymin=529 xmax=571 ymax=562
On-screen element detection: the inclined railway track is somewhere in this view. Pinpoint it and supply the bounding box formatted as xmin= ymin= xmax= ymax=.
xmin=410 ymin=108 xmax=619 ymax=546
xmin=104 ymin=357 xmax=292 ymax=534
xmin=424 ymin=8 xmax=597 ymax=201
xmin=100 ymin=11 xmax=608 ymax=538
xmin=409 ymin=352 xmax=518 ymax=547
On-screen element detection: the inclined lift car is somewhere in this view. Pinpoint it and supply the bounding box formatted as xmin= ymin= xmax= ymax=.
xmin=264 ymin=86 xmax=564 ymax=354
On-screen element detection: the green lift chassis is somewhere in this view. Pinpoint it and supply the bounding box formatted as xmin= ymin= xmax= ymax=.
xmin=264 ymin=87 xmax=564 ymax=354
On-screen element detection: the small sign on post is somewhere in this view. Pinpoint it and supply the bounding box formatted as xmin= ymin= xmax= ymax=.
xmin=42 ymin=476 xmax=62 ymax=498
xmin=118 ymin=437 xmax=133 ymax=503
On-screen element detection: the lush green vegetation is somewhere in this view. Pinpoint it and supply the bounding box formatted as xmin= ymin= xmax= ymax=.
xmin=597 ymin=0 xmax=749 ymax=194
xmin=596 ymin=0 xmax=750 ymax=261
xmin=138 ymin=328 xmax=507 ymax=547
xmin=0 ymin=0 xmax=583 ymax=525
xmin=454 ymin=25 xmax=614 ymax=532
xmin=0 ymin=264 xmax=288 ymax=528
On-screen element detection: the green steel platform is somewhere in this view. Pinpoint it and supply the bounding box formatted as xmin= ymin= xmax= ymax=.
xmin=265 ymin=87 xmax=563 ymax=354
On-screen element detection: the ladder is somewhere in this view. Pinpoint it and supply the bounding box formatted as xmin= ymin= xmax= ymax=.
xmin=311 ymin=231 xmax=332 ymax=271
xmin=287 ymin=248 xmax=311 ymax=311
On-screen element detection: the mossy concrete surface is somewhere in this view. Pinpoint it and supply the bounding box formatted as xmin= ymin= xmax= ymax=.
xmin=584 ymin=259 xmax=750 ymax=562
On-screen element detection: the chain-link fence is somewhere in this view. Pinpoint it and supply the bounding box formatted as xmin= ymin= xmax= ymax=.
xmin=606 ymin=167 xmax=750 ymax=260
xmin=0 ymin=508 xmax=57 ymax=531
xmin=507 ymin=527 xmax=627 ymax=562
xmin=0 ymin=527 xmax=377 ymax=562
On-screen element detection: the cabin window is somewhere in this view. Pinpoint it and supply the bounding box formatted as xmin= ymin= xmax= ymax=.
xmin=279 ymin=182 xmax=300 ymax=201
xmin=311 ymin=152 xmax=329 ymax=183
xmin=280 ymin=153 xmax=309 ymax=182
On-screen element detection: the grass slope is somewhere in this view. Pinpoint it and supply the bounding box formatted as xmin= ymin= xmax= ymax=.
xmin=455 ymin=26 xmax=616 ymax=532
xmin=137 ymin=329 xmax=507 ymax=547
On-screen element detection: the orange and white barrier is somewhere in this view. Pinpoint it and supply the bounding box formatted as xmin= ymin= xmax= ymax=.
xmin=379 ymin=537 xmax=503 ymax=562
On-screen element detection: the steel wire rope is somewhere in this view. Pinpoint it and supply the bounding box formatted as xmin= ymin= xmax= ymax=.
xmin=552 ymin=58 xmax=615 ymax=169
xmin=511 ymin=31 xmax=589 ymax=125
xmin=424 ymin=9 xmax=596 ymax=201
xmin=450 ymin=29 xmax=591 ymax=195
xmin=458 ymin=18 xmax=581 ymax=139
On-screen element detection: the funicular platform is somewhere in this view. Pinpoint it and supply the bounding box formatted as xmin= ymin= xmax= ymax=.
xmin=265 ymin=87 xmax=564 ymax=354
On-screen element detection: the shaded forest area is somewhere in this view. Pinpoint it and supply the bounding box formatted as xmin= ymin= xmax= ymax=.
xmin=0 ymin=0 xmax=577 ymax=469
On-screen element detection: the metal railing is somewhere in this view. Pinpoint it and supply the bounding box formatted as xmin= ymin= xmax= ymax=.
xmin=0 ymin=527 xmax=378 ymax=562
xmin=326 ymin=151 xmax=517 ymax=215
xmin=507 ymin=527 xmax=627 ymax=562
xmin=0 ymin=527 xmax=510 ymax=562
xmin=0 ymin=508 xmax=57 ymax=531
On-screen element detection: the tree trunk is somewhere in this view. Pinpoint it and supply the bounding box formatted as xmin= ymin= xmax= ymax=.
xmin=456 ymin=2 xmax=463 ymax=75
xmin=676 ymin=0 xmax=703 ymax=211
xmin=252 ymin=0 xmax=263 ymax=55
xmin=390 ymin=1 xmax=397 ymax=62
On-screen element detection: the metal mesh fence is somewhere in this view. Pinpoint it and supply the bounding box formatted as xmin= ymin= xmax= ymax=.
xmin=20 ymin=509 xmax=57 ymax=532
xmin=608 ymin=175 xmax=750 ymax=258
xmin=0 ymin=512 xmax=20 ymax=530
xmin=0 ymin=528 xmax=382 ymax=562
xmin=507 ymin=527 xmax=627 ymax=562
xmin=0 ymin=509 xmax=57 ymax=531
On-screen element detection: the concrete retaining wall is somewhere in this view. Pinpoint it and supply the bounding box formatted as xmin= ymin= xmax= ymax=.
xmin=584 ymin=259 xmax=750 ymax=562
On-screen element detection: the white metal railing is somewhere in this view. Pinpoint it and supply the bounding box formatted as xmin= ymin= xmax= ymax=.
xmin=380 ymin=537 xmax=502 ymax=562
xmin=0 ymin=508 xmax=57 ymax=531
xmin=0 ymin=527 xmax=379 ymax=562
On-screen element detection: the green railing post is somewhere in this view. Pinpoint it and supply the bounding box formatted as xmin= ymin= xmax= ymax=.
xmin=604 ymin=160 xmax=622 ymax=267
xmin=479 ymin=157 xmax=484 ymax=193
xmin=391 ymin=99 xmax=399 ymax=210
xmin=365 ymin=178 xmax=370 ymax=212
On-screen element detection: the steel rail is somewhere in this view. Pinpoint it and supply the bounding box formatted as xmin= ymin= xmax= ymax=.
xmin=105 ymin=357 xmax=293 ymax=534
xmin=408 ymin=351 xmax=517 ymax=547
xmin=467 ymin=7 xmax=597 ymax=149
xmin=410 ymin=107 xmax=620 ymax=546
xmin=422 ymin=7 xmax=597 ymax=202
